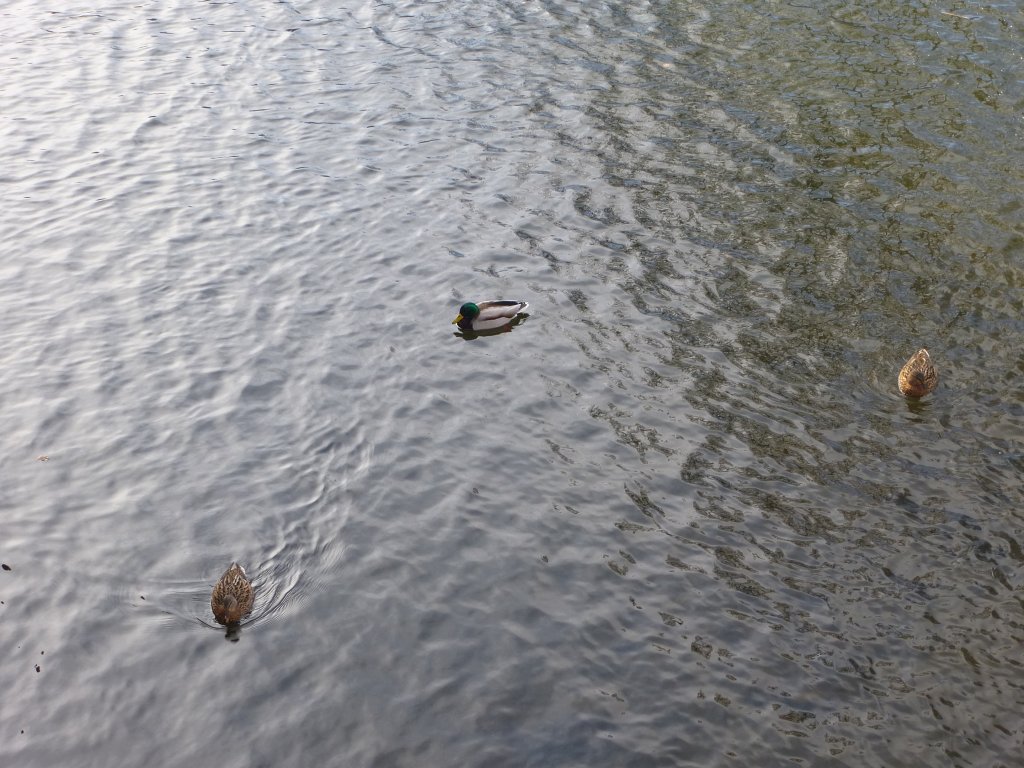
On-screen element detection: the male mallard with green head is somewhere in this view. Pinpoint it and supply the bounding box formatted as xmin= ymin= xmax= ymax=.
xmin=898 ymin=348 xmax=938 ymax=398
xmin=211 ymin=563 xmax=254 ymax=625
xmin=452 ymin=300 xmax=529 ymax=332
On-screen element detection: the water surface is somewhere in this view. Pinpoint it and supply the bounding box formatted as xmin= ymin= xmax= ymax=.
xmin=1 ymin=1 xmax=1022 ymax=765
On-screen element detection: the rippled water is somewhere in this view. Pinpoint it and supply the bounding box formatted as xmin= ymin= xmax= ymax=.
xmin=2 ymin=0 xmax=1022 ymax=765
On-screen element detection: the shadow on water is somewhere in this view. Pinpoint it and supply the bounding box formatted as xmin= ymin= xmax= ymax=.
xmin=902 ymin=395 xmax=935 ymax=415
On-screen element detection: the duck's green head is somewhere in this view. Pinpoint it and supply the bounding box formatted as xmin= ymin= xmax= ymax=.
xmin=452 ymin=302 xmax=480 ymax=326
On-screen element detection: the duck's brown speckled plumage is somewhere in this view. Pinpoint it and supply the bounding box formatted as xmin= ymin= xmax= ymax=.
xmin=211 ymin=563 xmax=254 ymax=625
xmin=898 ymin=348 xmax=938 ymax=398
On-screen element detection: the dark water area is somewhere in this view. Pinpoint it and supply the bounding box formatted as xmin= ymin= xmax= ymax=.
xmin=1 ymin=0 xmax=1022 ymax=765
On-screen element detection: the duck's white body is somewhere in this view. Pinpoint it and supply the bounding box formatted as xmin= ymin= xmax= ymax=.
xmin=453 ymin=300 xmax=529 ymax=332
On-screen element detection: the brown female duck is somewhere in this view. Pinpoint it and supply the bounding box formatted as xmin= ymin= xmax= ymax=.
xmin=898 ymin=348 xmax=938 ymax=398
xmin=211 ymin=563 xmax=254 ymax=625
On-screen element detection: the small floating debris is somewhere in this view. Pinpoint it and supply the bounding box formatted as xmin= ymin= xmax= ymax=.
xmin=36 ymin=455 xmax=49 ymax=462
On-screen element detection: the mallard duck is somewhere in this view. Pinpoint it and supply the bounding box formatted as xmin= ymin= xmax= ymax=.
xmin=451 ymin=300 xmax=529 ymax=332
xmin=898 ymin=348 xmax=938 ymax=397
xmin=211 ymin=563 xmax=254 ymax=625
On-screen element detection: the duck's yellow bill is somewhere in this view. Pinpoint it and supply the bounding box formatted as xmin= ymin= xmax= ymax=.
xmin=451 ymin=314 xmax=463 ymax=325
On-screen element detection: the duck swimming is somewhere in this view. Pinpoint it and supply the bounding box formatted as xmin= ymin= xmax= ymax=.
xmin=451 ymin=300 xmax=529 ymax=332
xmin=898 ymin=348 xmax=938 ymax=398
xmin=211 ymin=563 xmax=254 ymax=625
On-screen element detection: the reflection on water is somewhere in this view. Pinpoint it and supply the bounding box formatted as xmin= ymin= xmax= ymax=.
xmin=454 ymin=315 xmax=531 ymax=340
xmin=1 ymin=0 xmax=1022 ymax=765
